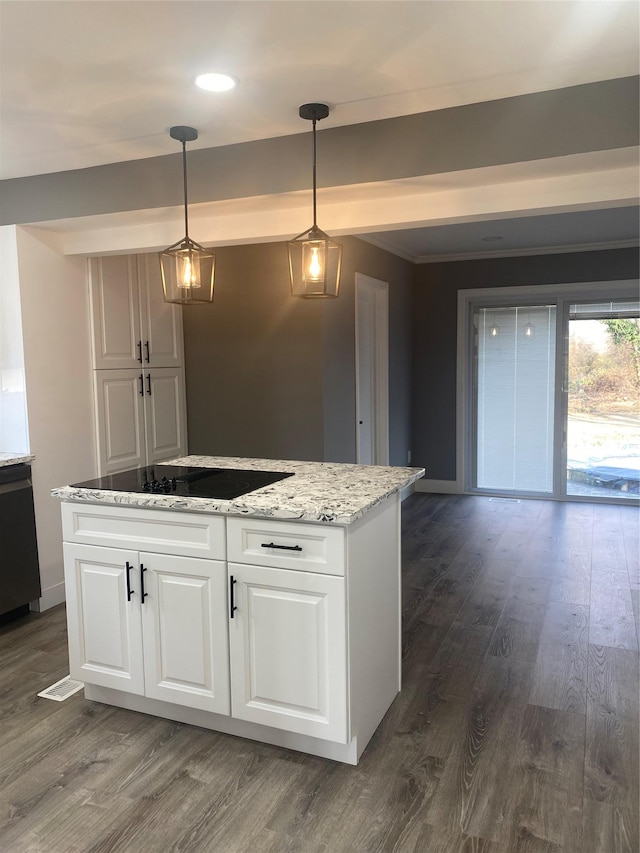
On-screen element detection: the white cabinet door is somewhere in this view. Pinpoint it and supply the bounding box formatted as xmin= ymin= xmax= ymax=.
xmin=94 ymin=367 xmax=186 ymax=474
xmin=140 ymin=553 xmax=230 ymax=714
xmin=143 ymin=368 xmax=187 ymax=465
xmin=94 ymin=369 xmax=146 ymax=474
xmin=63 ymin=543 xmax=144 ymax=694
xmin=228 ymin=563 xmax=348 ymax=743
xmin=90 ymin=254 xmax=183 ymax=370
xmin=89 ymin=256 xmax=142 ymax=370
xmin=137 ymin=254 xmax=183 ymax=368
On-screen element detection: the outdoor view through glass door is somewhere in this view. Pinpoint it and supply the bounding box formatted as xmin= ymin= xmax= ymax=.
xmin=470 ymin=294 xmax=640 ymax=502
xmin=567 ymin=301 xmax=640 ymax=501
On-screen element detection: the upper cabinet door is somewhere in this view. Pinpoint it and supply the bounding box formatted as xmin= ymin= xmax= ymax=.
xmin=137 ymin=254 xmax=184 ymax=368
xmin=89 ymin=256 xmax=142 ymax=369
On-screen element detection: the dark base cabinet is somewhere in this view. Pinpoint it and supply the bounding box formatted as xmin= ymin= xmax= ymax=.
xmin=0 ymin=464 xmax=41 ymax=620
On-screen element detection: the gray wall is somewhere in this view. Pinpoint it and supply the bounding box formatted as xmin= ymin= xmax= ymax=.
xmin=322 ymin=237 xmax=413 ymax=465
xmin=2 ymin=77 xmax=637 ymax=225
xmin=183 ymin=237 xmax=413 ymax=466
xmin=412 ymin=247 xmax=640 ymax=481
xmin=183 ymin=241 xmax=325 ymax=461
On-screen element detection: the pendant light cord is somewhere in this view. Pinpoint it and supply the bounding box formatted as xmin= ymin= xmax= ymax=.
xmin=182 ymin=140 xmax=190 ymax=240
xmin=311 ymin=117 xmax=317 ymax=229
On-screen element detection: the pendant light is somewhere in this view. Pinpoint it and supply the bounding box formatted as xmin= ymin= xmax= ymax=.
xmin=288 ymin=104 xmax=342 ymax=298
xmin=160 ymin=126 xmax=215 ymax=304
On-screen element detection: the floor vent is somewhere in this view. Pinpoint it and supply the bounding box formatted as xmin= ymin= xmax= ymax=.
xmin=489 ymin=497 xmax=521 ymax=503
xmin=38 ymin=676 xmax=84 ymax=702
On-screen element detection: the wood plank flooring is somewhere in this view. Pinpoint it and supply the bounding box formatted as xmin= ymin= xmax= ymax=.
xmin=0 ymin=494 xmax=637 ymax=852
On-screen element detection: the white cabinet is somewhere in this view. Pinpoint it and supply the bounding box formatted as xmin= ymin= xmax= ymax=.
xmin=89 ymin=254 xmax=183 ymax=369
xmin=61 ymin=495 xmax=402 ymax=765
xmin=88 ymin=253 xmax=187 ymax=475
xmin=228 ymin=562 xmax=347 ymax=742
xmin=93 ymin=367 xmax=187 ymax=474
xmin=63 ymin=542 xmax=230 ymax=715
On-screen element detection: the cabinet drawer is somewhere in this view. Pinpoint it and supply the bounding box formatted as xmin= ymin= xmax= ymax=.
xmin=227 ymin=518 xmax=345 ymax=576
xmin=62 ymin=502 xmax=225 ymax=560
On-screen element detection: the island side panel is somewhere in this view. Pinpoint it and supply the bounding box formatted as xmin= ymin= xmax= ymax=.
xmin=347 ymin=492 xmax=401 ymax=759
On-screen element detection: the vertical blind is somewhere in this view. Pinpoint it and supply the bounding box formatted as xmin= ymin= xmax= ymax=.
xmin=476 ymin=305 xmax=556 ymax=493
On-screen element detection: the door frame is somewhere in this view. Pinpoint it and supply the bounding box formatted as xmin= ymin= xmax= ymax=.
xmin=457 ymin=279 xmax=639 ymax=502
xmin=355 ymin=273 xmax=389 ymax=465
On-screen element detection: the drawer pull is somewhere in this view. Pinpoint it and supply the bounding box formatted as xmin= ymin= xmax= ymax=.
xmin=125 ymin=561 xmax=134 ymax=601
xmin=230 ymin=575 xmax=238 ymax=619
xmin=261 ymin=542 xmax=303 ymax=552
xmin=140 ymin=564 xmax=148 ymax=603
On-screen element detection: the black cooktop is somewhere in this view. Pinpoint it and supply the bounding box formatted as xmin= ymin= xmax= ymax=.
xmin=71 ymin=465 xmax=294 ymax=500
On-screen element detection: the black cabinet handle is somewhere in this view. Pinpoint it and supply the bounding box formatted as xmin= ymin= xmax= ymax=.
xmin=125 ymin=561 xmax=134 ymax=601
xmin=146 ymin=373 xmax=151 ymax=395
xmin=261 ymin=542 xmax=303 ymax=552
xmin=140 ymin=564 xmax=148 ymax=603
xmin=230 ymin=575 xmax=238 ymax=619
xmin=138 ymin=373 xmax=144 ymax=396
xmin=137 ymin=341 xmax=143 ymax=363
xmin=144 ymin=341 xmax=150 ymax=363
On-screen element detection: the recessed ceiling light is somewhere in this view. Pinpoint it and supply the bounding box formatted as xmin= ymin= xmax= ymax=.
xmin=195 ymin=73 xmax=237 ymax=92
xmin=481 ymin=235 xmax=504 ymax=242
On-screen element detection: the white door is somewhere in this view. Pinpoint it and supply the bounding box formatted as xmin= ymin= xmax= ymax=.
xmin=137 ymin=254 xmax=184 ymax=367
xmin=143 ymin=368 xmax=187 ymax=465
xmin=141 ymin=553 xmax=230 ymax=714
xmin=94 ymin=369 xmax=146 ymax=474
xmin=63 ymin=542 xmax=144 ymax=694
xmin=355 ymin=274 xmax=389 ymax=465
xmin=89 ymin=256 xmax=142 ymax=370
xmin=228 ymin=563 xmax=348 ymax=743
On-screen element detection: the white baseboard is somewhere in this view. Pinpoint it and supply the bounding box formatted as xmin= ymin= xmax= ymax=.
xmin=414 ymin=478 xmax=461 ymax=495
xmin=32 ymin=581 xmax=65 ymax=612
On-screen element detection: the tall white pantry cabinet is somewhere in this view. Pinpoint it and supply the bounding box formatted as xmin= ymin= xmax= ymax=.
xmin=88 ymin=254 xmax=187 ymax=475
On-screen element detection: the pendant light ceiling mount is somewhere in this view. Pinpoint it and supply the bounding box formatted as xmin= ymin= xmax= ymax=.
xmin=160 ymin=125 xmax=215 ymax=305
xmin=298 ymin=103 xmax=329 ymax=122
xmin=288 ymin=102 xmax=342 ymax=299
xmin=169 ymin=125 xmax=198 ymax=144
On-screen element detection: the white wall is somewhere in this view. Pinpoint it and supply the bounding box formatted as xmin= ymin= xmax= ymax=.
xmin=16 ymin=227 xmax=96 ymax=610
xmin=0 ymin=225 xmax=29 ymax=452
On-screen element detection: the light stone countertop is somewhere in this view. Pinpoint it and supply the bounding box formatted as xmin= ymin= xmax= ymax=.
xmin=51 ymin=455 xmax=425 ymax=525
xmin=0 ymin=452 xmax=35 ymax=467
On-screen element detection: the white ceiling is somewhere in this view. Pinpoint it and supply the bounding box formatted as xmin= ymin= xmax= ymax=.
xmin=1 ymin=0 xmax=639 ymax=260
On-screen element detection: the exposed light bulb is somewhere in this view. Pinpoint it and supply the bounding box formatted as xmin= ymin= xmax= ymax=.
xmin=308 ymin=247 xmax=321 ymax=280
xmin=178 ymin=253 xmax=201 ymax=289
xmin=524 ymin=323 xmax=534 ymax=338
xmin=490 ymin=324 xmax=499 ymax=337
xmin=303 ymin=244 xmax=324 ymax=282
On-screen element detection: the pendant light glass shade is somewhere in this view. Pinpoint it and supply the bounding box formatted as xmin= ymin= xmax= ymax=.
xmin=160 ymin=126 xmax=215 ymax=304
xmin=288 ymin=225 xmax=342 ymax=298
xmin=288 ymin=104 xmax=342 ymax=298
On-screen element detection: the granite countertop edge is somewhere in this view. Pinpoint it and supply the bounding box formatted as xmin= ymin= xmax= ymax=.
xmin=51 ymin=455 xmax=426 ymax=526
xmin=0 ymin=452 xmax=35 ymax=467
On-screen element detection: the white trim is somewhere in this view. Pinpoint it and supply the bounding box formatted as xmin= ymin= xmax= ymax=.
xmin=415 ymin=479 xmax=460 ymax=495
xmin=415 ymin=239 xmax=639 ymax=265
xmin=32 ymin=581 xmax=66 ymax=612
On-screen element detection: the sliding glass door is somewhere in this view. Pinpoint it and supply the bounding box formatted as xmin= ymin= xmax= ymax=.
xmin=475 ymin=305 xmax=556 ymax=493
xmin=566 ymin=301 xmax=640 ymax=501
xmin=464 ymin=285 xmax=639 ymax=503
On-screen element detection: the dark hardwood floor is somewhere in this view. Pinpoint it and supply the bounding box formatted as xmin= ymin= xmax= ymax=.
xmin=0 ymin=494 xmax=638 ymax=852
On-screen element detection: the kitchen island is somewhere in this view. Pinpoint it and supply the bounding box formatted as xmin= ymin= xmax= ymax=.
xmin=53 ymin=456 xmax=424 ymax=764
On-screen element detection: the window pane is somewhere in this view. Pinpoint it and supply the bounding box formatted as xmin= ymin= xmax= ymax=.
xmin=476 ymin=306 xmax=556 ymax=492
xmin=567 ymin=303 xmax=640 ymax=499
